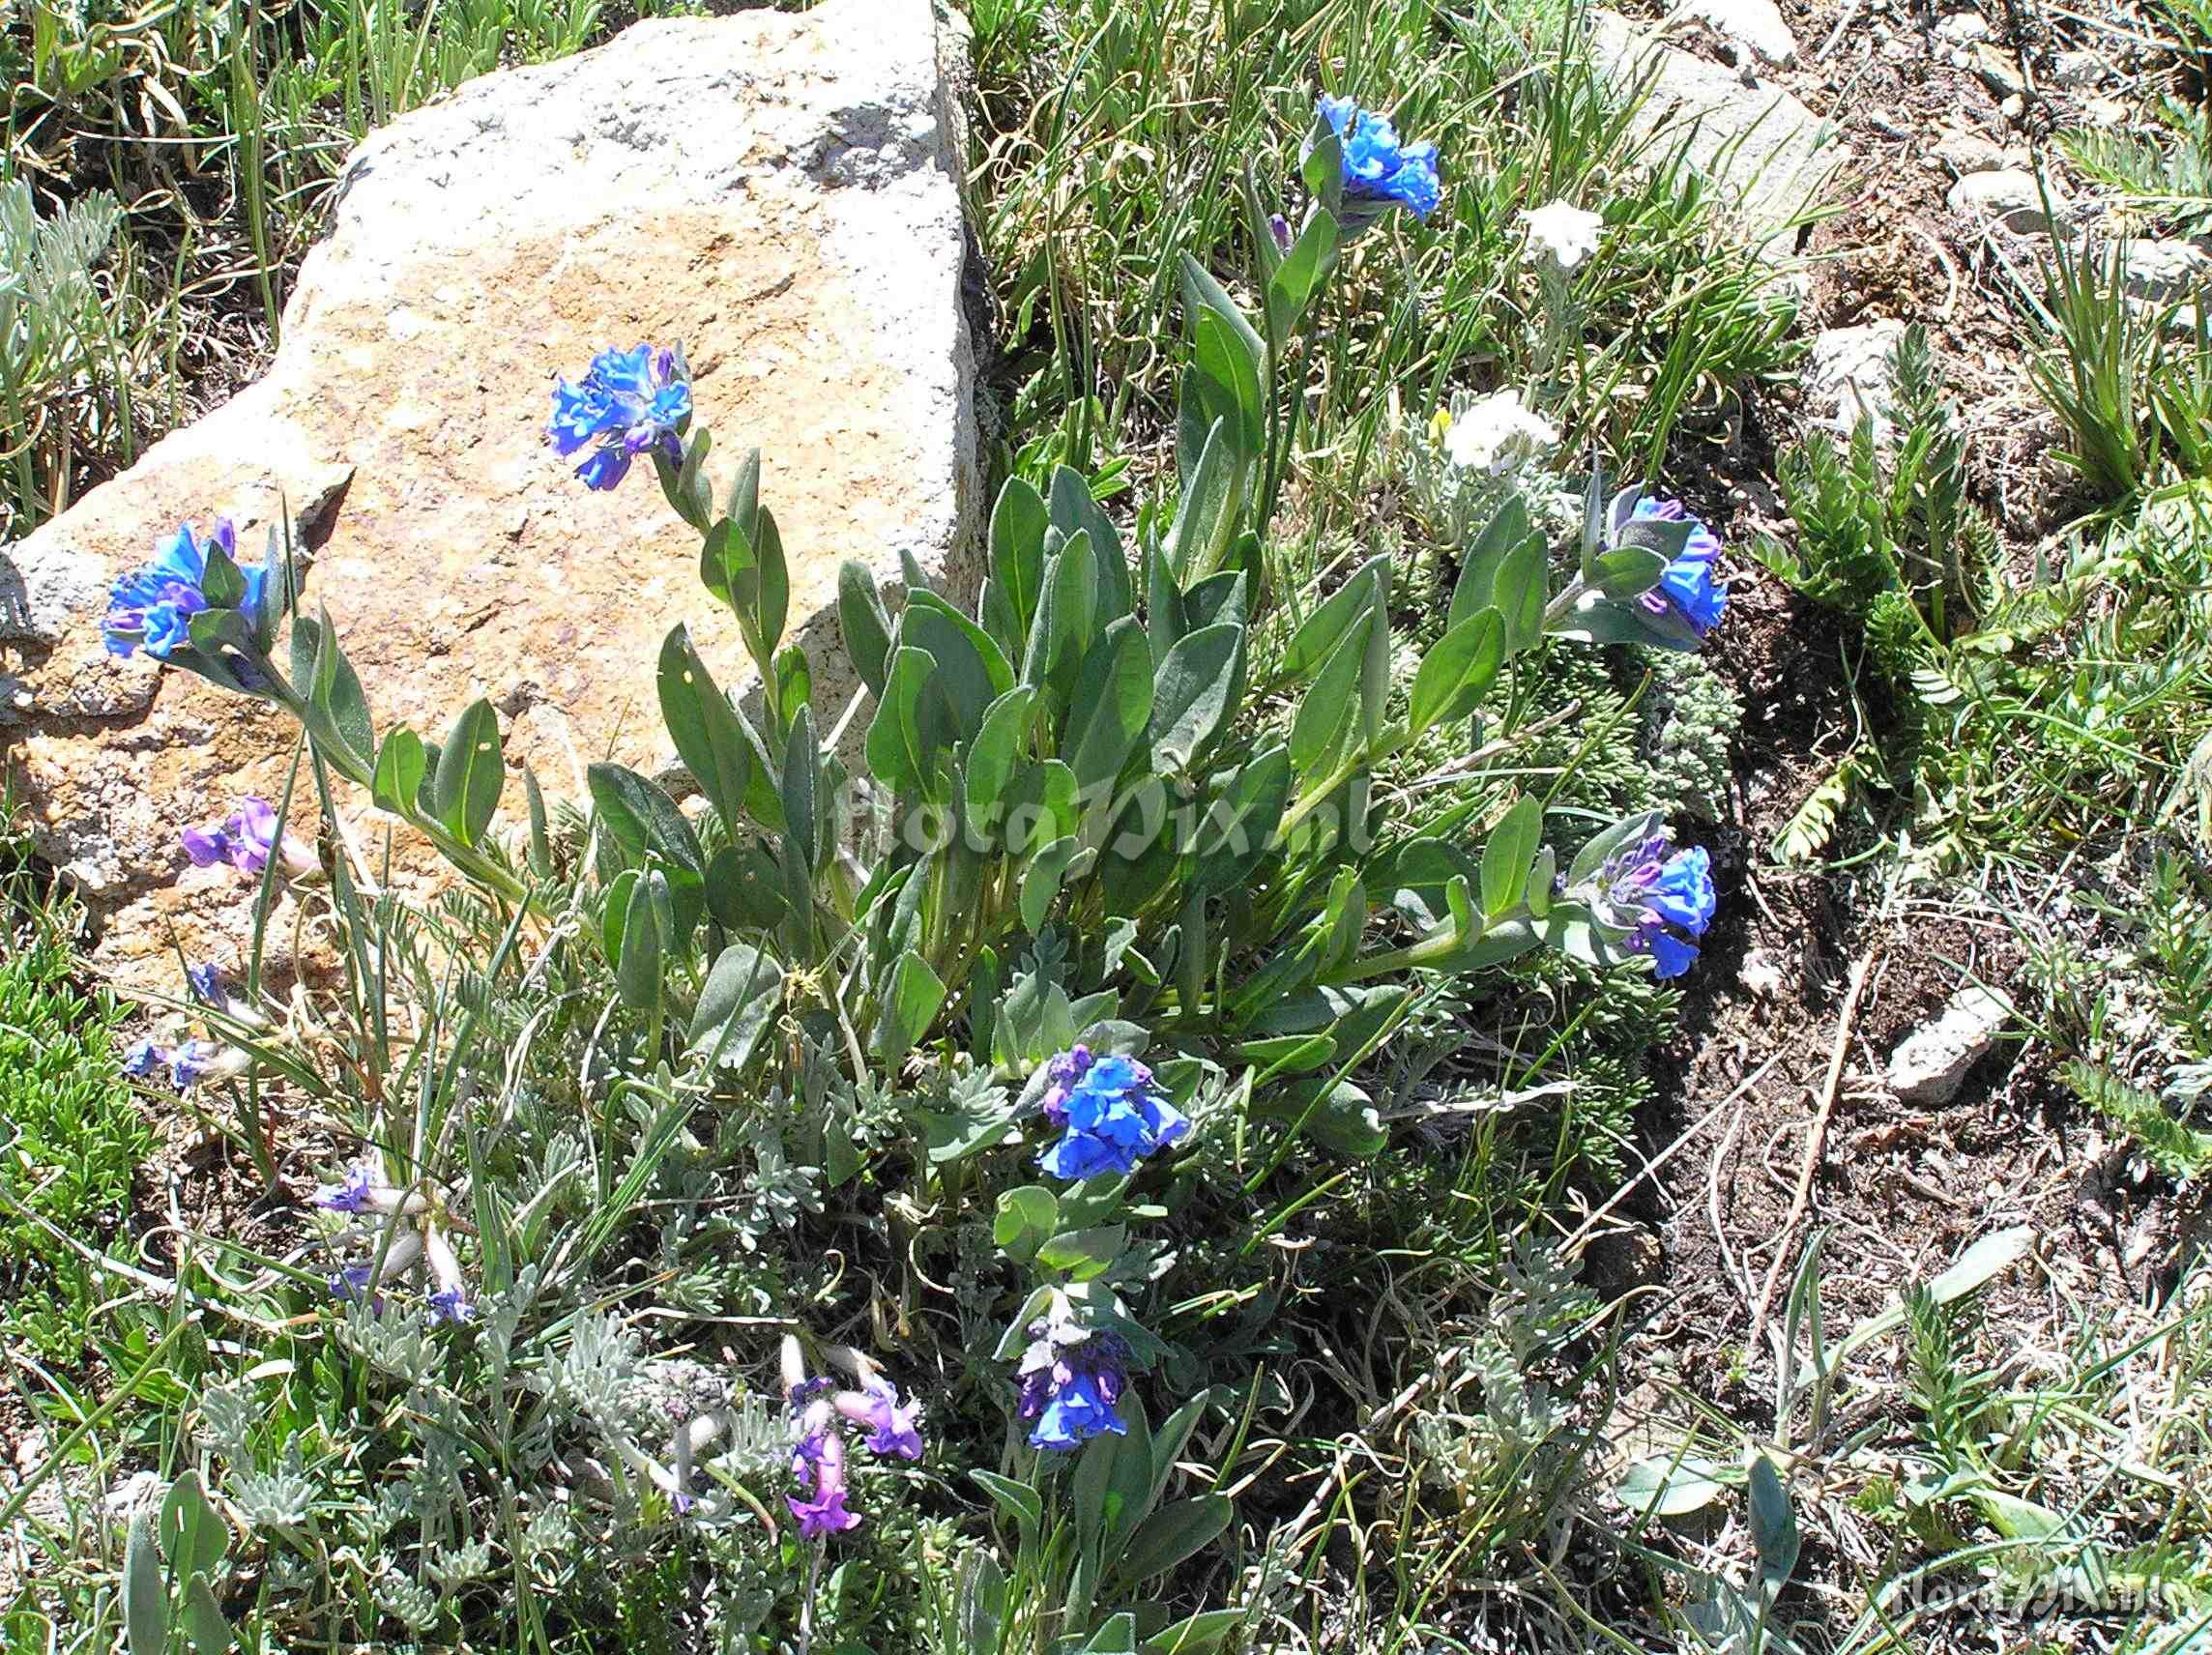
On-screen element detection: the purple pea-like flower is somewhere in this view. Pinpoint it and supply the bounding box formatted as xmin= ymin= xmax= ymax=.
xmin=168 ymin=1039 xmax=219 ymax=1089
xmin=187 ymin=963 xmax=227 ymax=1011
xmin=327 ymin=1263 xmax=378 ymax=1304
xmin=789 ymin=1482 xmax=860 ymax=1538
xmin=423 ymin=1227 xmax=474 ymax=1324
xmin=313 ymin=1167 xmax=380 ymax=1213
xmin=546 ymin=344 xmax=691 ymax=492
xmin=182 ymin=798 xmax=315 ymax=878
xmin=427 ymin=1288 xmax=474 ymax=1324
xmin=787 ymin=1426 xmax=861 ymax=1538
xmin=836 ymin=1380 xmax=923 ymax=1462
xmin=122 ymin=1038 xmax=167 ymax=1078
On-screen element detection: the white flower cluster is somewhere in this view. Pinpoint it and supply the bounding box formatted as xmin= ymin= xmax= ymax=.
xmin=1403 ymin=388 xmax=1579 ymax=551
xmin=1441 ymin=390 xmax=1560 ymax=478
xmin=1519 ymin=200 xmax=1605 ymax=272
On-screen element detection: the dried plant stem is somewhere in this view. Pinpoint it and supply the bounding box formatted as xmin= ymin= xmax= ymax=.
xmin=1746 ymin=950 xmax=1877 ymax=1363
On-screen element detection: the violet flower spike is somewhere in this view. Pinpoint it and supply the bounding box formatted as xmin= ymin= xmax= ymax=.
xmin=787 ymin=1428 xmax=860 ymax=1538
xmin=836 ymin=1380 xmax=923 ymax=1462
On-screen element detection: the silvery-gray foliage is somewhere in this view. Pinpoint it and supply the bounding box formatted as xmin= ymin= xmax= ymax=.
xmin=229 ymin=1455 xmax=317 ymax=1530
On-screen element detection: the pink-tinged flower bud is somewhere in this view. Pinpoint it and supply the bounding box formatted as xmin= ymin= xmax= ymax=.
xmin=372 ymin=1227 xmax=425 ymax=1279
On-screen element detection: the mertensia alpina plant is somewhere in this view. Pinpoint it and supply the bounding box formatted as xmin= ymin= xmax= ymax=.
xmin=102 ymin=88 xmax=1733 ymax=1647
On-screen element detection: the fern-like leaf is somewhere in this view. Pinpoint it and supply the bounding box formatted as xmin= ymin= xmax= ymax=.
xmin=2064 ymin=1060 xmax=2212 ymax=1177
xmin=1773 ymin=749 xmax=1864 ymax=866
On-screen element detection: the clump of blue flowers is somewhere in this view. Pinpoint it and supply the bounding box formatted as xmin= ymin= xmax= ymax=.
xmin=1628 ymin=497 xmax=1728 ymax=638
xmin=546 ymin=343 xmax=692 ymax=491
xmin=1584 ymin=831 xmax=1717 ymax=978
xmin=1015 ymin=1313 xmax=1129 ymax=1451
xmin=1035 ymin=1047 xmax=1190 ymax=1180
xmin=102 ymin=520 xmax=260 ymax=660
xmin=1309 ymin=97 xmax=1441 ymax=234
xmin=310 ymin=1166 xmax=473 ymax=1323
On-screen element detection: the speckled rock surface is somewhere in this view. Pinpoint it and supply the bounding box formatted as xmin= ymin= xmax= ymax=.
xmin=1590 ymin=10 xmax=1844 ymax=259
xmin=0 ymin=0 xmax=978 ymax=986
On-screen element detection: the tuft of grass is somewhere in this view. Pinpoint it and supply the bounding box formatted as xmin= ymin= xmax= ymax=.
xmin=2026 ymin=235 xmax=2169 ymax=505
xmin=971 ymin=0 xmax=1803 ymax=554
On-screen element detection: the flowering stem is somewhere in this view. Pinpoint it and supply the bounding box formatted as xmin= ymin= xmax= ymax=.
xmin=1276 ymin=732 xmax=1393 ymax=842
xmin=1542 ymin=572 xmax=1589 ymax=629
xmin=797 ymin=1530 xmax=824 ymax=1655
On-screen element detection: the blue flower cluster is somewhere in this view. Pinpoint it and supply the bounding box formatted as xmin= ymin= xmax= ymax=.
xmin=307 ymin=1165 xmax=472 ymax=1322
xmin=1629 ymin=497 xmax=1728 ymax=638
xmin=102 ymin=520 xmax=258 ymax=660
xmin=546 ymin=343 xmax=691 ymax=491
xmin=1591 ymin=833 xmax=1717 ymax=978
xmin=123 ymin=1036 xmax=221 ymax=1089
xmin=1036 ymin=1047 xmax=1190 ymax=1180
xmin=1015 ymin=1317 xmax=1129 ymax=1452
xmin=1315 ymin=96 xmax=1441 ymax=228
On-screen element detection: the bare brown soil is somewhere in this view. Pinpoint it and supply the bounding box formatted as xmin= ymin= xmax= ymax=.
xmin=1608 ymin=0 xmax=2202 ymax=1499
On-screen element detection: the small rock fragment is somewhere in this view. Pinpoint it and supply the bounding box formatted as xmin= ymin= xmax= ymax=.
xmin=1807 ymin=319 xmax=1906 ymax=443
xmin=1971 ymin=42 xmax=2025 ymax=98
xmin=1681 ymin=0 xmax=1798 ymax=65
xmin=2120 ymin=238 xmax=2212 ymax=305
xmin=2051 ymin=47 xmax=2106 ymax=88
xmin=1589 ymin=11 xmax=1845 ymax=258
xmin=1886 ymin=986 xmax=2013 ymax=1104
xmin=1738 ymin=947 xmax=1786 ymax=999
xmin=1931 ymin=129 xmax=2007 ymax=175
xmin=1931 ymin=11 xmax=1990 ymax=45
xmin=1947 ymin=167 xmax=2070 ymax=233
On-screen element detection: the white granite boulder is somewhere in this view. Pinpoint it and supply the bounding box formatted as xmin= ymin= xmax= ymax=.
xmin=0 ymin=0 xmax=979 ymax=983
xmin=1590 ymin=10 xmax=1843 ymax=260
